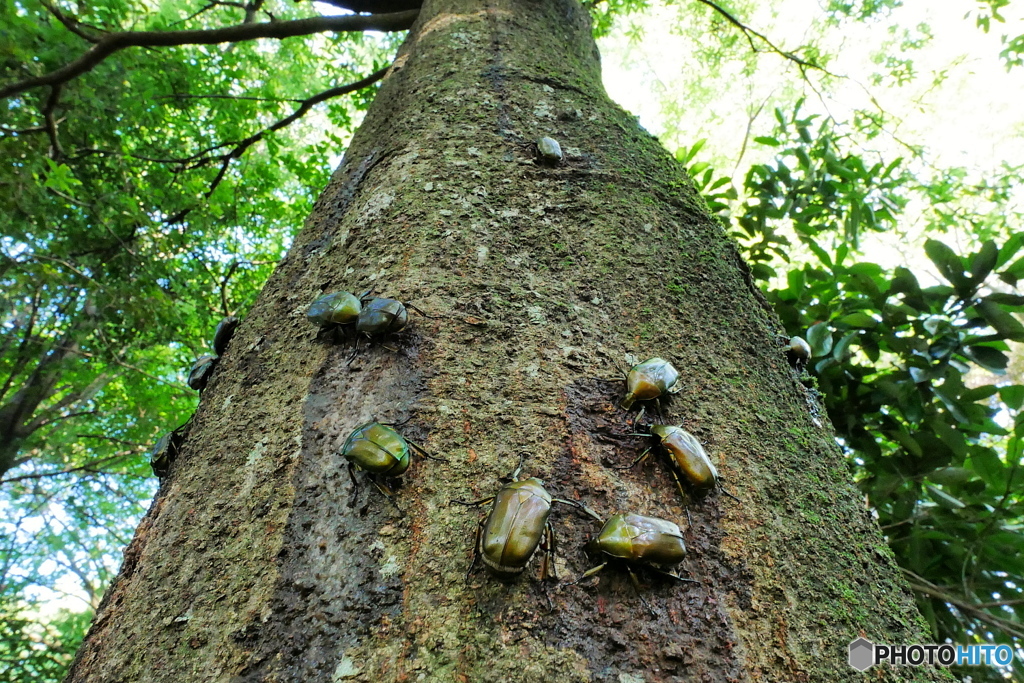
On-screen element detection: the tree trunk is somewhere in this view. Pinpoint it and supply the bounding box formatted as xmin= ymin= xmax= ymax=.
xmin=67 ymin=0 xmax=947 ymax=680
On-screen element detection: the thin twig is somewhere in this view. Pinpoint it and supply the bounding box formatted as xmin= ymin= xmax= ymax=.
xmin=695 ymin=0 xmax=837 ymax=76
xmin=0 ymin=452 xmax=138 ymax=485
xmin=38 ymin=0 xmax=103 ymax=42
xmin=202 ymin=65 xmax=390 ymax=197
xmin=0 ymin=11 xmax=418 ymax=100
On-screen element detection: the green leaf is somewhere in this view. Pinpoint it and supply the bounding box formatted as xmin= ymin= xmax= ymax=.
xmin=969 ymin=240 xmax=998 ymax=284
xmin=969 ymin=449 xmax=1006 ymax=490
xmin=925 ymin=485 xmax=966 ymax=509
xmin=976 ymin=300 xmax=1024 ymax=341
xmin=806 ymin=321 xmax=833 ymax=357
xmin=836 ymin=312 xmax=878 ymax=328
xmin=999 ymin=385 xmax=1024 ymax=410
xmin=924 ymin=239 xmax=968 ymax=291
xmin=964 ymin=345 xmax=1008 ymax=373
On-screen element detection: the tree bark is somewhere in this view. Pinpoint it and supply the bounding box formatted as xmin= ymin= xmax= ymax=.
xmin=67 ymin=0 xmax=948 ymax=680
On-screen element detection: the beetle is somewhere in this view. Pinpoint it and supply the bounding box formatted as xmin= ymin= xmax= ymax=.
xmin=341 ymin=421 xmax=445 ymax=504
xmin=620 ymin=357 xmax=680 ymax=412
xmin=573 ymin=512 xmax=698 ymax=612
xmin=454 ymin=456 xmax=582 ymax=581
xmin=536 ymin=136 xmax=563 ymax=165
xmin=150 ymin=422 xmax=188 ymax=478
xmin=356 ymin=297 xmax=409 ymax=337
xmin=187 ymin=355 xmax=218 ymax=392
xmin=307 ymin=290 xmax=363 ymax=329
xmin=616 ymin=424 xmax=718 ymax=498
xmin=213 ymin=316 xmax=240 ymax=356
xmin=786 ymin=335 xmax=811 ymax=369
xmin=576 ymin=512 xmax=696 ymax=583
xmin=462 ymin=478 xmax=557 ymax=580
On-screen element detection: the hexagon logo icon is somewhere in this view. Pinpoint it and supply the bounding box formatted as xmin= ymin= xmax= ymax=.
xmin=849 ymin=638 xmax=874 ymax=671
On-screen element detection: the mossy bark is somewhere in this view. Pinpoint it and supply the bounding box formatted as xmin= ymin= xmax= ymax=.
xmin=68 ymin=0 xmax=950 ymax=681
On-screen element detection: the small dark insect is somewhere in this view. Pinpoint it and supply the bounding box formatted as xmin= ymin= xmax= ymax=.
xmin=187 ymin=355 xmax=218 ymax=392
xmin=213 ymin=316 xmax=240 ymax=356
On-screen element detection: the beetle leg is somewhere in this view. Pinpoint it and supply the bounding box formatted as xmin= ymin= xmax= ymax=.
xmin=652 ymin=567 xmax=701 ymax=585
xmin=626 ymin=567 xmax=658 ymax=617
xmin=538 ymin=521 xmax=557 ymax=581
xmin=569 ymin=562 xmax=608 ymax=585
xmin=465 ymin=520 xmax=484 ymax=582
xmin=345 ymin=338 xmax=361 ymax=365
xmin=404 ymin=302 xmax=439 ymax=319
xmin=347 ymin=463 xmax=360 ymax=508
xmin=451 ymin=496 xmax=495 ymax=507
xmin=407 ymin=438 xmax=448 ymax=463
xmin=634 ymin=404 xmax=646 ymax=425
xmin=611 ymin=447 xmax=652 ymax=471
xmin=718 ymin=482 xmax=742 ymax=503
xmin=667 ymin=466 xmax=690 ymax=505
xmin=505 ymin=452 xmax=526 ymax=482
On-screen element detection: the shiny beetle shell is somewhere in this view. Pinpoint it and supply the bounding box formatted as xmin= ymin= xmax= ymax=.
xmin=213 ymin=316 xmax=239 ymax=356
xmin=479 ymin=478 xmax=553 ymax=578
xmin=341 ymin=422 xmax=411 ymax=477
xmin=787 ymin=335 xmax=811 ymax=367
xmin=620 ymin=357 xmax=680 ymax=409
xmin=150 ymin=433 xmax=174 ymax=478
xmin=651 ymin=424 xmax=718 ymax=493
xmin=307 ymin=291 xmax=362 ymax=327
xmin=356 ymin=297 xmax=409 ymax=336
xmin=187 ymin=355 xmax=218 ymax=392
xmin=588 ymin=513 xmax=686 ymax=568
xmin=536 ymin=136 xmax=562 ymax=164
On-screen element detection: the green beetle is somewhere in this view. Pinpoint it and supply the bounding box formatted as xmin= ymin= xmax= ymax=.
xmin=620 ymin=357 xmax=680 ymax=411
xmin=465 ymin=478 xmax=556 ymax=580
xmin=187 ymin=355 xmax=218 ymax=392
xmin=150 ymin=433 xmax=175 ymax=478
xmin=574 ymin=512 xmax=698 ymax=612
xmin=213 ymin=316 xmax=240 ymax=356
xmin=307 ymin=290 xmax=362 ymax=328
xmin=455 ymin=456 xmax=584 ymax=581
xmin=355 ymin=297 xmax=410 ymax=337
xmin=341 ymin=421 xmax=443 ymax=502
xmin=616 ymin=423 xmax=726 ymax=503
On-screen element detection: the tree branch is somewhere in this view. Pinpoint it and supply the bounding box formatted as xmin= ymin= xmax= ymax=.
xmin=0 ymin=11 xmax=418 ymax=100
xmin=201 ymin=65 xmax=390 ymax=197
xmin=694 ymin=0 xmax=835 ymax=75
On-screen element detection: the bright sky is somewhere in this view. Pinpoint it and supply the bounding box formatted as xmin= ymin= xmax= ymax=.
xmin=600 ymin=0 xmax=1024 ymax=172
